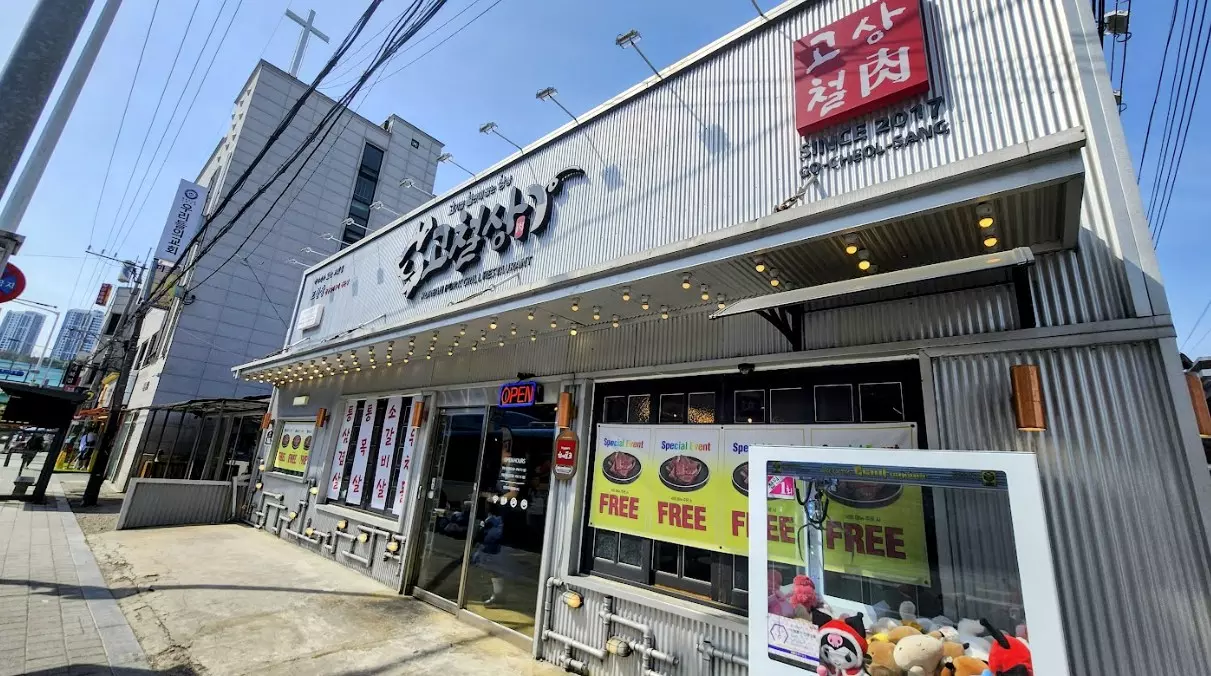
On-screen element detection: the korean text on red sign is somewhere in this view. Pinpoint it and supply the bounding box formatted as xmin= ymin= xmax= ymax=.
xmin=793 ymin=0 xmax=931 ymax=136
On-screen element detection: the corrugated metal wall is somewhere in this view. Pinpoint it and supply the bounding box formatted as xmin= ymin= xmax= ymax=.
xmin=116 ymin=479 xmax=233 ymax=530
xmin=933 ymin=343 xmax=1211 ymax=674
xmin=290 ymin=0 xmax=1127 ymax=353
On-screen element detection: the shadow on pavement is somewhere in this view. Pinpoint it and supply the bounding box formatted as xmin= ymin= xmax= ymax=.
xmin=0 ymin=577 xmax=399 ymax=601
xmin=24 ymin=667 xmax=201 ymax=675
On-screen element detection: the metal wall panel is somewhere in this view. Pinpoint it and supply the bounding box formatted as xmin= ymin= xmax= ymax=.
xmin=933 ymin=343 xmax=1211 ymax=674
xmin=287 ymin=0 xmax=1112 ymax=355
xmin=116 ymin=479 xmax=233 ymax=530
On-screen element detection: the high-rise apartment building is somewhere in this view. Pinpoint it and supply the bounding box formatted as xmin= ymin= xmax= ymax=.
xmin=49 ymin=308 xmax=105 ymax=362
xmin=0 ymin=310 xmax=46 ymax=358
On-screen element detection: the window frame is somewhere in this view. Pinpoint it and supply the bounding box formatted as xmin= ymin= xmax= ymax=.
xmin=327 ymin=397 xmax=414 ymax=518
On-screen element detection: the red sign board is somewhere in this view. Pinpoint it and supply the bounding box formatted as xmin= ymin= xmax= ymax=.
xmin=793 ymin=0 xmax=931 ymax=136
xmin=0 ymin=264 xmax=25 ymax=303
xmin=554 ymin=429 xmax=578 ymax=480
xmin=499 ymin=380 xmax=541 ymax=408
xmin=95 ymin=283 xmax=113 ymax=306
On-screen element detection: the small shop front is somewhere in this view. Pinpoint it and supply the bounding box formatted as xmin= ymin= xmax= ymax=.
xmin=233 ymin=0 xmax=1211 ymax=673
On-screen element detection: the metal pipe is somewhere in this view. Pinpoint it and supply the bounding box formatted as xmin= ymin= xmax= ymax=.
xmin=600 ymin=603 xmax=678 ymax=667
xmin=542 ymin=630 xmax=605 ymax=660
xmin=699 ymin=639 xmax=748 ymax=669
xmin=284 ymin=528 xmax=321 ymax=544
xmin=555 ymin=646 xmax=587 ymax=675
xmin=263 ymin=491 xmax=284 ymax=501
xmin=333 ymin=530 xmax=357 ymax=541
xmin=357 ymin=524 xmax=391 ymax=537
xmin=339 ymin=549 xmax=371 ymax=566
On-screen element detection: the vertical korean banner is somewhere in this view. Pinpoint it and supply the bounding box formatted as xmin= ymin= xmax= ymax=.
xmin=391 ymin=422 xmax=418 ymax=516
xmin=273 ymin=421 xmax=315 ymax=473
xmin=718 ymin=426 xmax=807 ymax=563
xmin=345 ymin=399 xmax=377 ymax=504
xmin=809 ymin=424 xmax=929 ymax=586
xmin=327 ymin=401 xmax=359 ymax=499
xmin=370 ymin=396 xmax=404 ymax=511
xmin=589 ymin=425 xmax=652 ymax=534
xmin=647 ymin=426 xmax=723 ymax=550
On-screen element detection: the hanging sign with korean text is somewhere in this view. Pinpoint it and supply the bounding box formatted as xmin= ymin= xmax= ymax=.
xmin=273 ymin=421 xmax=315 ymax=474
xmin=345 ymin=399 xmax=377 ymax=504
xmin=392 ymin=416 xmax=420 ymax=516
xmin=794 ymin=0 xmax=931 ymax=136
xmin=370 ymin=396 xmax=404 ymax=511
xmin=327 ymin=401 xmax=360 ymax=498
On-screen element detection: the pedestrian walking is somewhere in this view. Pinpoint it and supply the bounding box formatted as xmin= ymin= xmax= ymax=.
xmin=19 ymin=433 xmax=43 ymax=473
xmin=77 ymin=427 xmax=97 ymax=470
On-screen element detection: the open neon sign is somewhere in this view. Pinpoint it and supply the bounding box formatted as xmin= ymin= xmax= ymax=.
xmin=499 ymin=381 xmax=541 ymax=408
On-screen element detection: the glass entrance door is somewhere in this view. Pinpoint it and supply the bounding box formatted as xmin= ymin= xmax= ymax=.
xmin=463 ymin=405 xmax=557 ymax=637
xmin=411 ymin=408 xmax=486 ymax=605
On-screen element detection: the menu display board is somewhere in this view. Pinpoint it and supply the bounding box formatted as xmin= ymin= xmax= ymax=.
xmin=273 ymin=421 xmax=315 ymax=474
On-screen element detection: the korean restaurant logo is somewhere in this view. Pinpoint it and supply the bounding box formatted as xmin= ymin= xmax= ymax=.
xmin=793 ymin=0 xmax=931 ymax=137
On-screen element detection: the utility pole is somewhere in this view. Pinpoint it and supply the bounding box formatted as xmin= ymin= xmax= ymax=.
xmin=0 ymin=0 xmax=124 ymax=274
xmin=81 ymin=259 xmax=152 ymax=506
xmin=0 ymin=0 xmax=98 ymax=202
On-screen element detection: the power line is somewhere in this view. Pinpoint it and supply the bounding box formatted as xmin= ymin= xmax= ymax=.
xmin=110 ymin=0 xmax=245 ymax=257
xmin=1136 ymin=0 xmax=1180 ymax=181
xmin=99 ymin=0 xmax=204 ymax=257
xmin=1146 ymin=0 xmax=1200 ymax=226
xmin=369 ymin=0 xmax=504 ymax=86
xmin=1183 ymin=298 xmax=1211 ymax=350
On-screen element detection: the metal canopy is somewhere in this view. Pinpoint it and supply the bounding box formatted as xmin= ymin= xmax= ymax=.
xmin=0 ymin=382 xmax=87 ymax=429
xmin=712 ymin=248 xmax=1035 ymax=319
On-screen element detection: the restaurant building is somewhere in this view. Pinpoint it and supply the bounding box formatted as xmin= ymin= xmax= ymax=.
xmin=233 ymin=0 xmax=1211 ymax=673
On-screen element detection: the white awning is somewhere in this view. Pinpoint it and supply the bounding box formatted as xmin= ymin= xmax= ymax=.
xmin=711 ymin=247 xmax=1035 ymax=319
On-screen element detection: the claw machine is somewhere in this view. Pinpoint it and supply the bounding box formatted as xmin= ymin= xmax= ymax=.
xmin=747 ymin=446 xmax=1069 ymax=676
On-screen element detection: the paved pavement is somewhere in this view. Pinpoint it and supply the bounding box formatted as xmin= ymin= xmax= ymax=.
xmin=0 ymin=480 xmax=148 ymax=676
xmin=86 ymin=523 xmax=562 ymax=676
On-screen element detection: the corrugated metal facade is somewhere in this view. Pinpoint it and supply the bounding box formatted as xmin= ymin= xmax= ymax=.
xmin=286 ymin=0 xmax=1129 ymax=355
xmin=933 ymin=344 xmax=1211 ymax=673
xmin=116 ymin=479 xmax=233 ymax=530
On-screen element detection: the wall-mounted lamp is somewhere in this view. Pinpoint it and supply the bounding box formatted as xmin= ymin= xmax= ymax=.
xmin=1011 ymin=364 xmax=1046 ymax=431
xmin=292 ymin=394 xmax=309 ymax=406
xmin=562 ymin=590 xmax=584 ymax=608
xmin=399 ymin=177 xmax=435 ymax=198
xmin=536 ymin=86 xmax=579 ymax=124
xmin=437 ymin=152 xmax=475 ymax=177
xmin=478 ymin=121 xmax=524 ymax=152
xmin=615 ymin=29 xmax=662 ymax=79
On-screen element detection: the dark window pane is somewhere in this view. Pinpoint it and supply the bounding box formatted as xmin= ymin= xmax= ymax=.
xmin=360 ymin=143 xmax=384 ymax=173
xmin=815 ymin=384 xmax=854 ymax=422
xmin=770 ymin=388 xmax=811 ymax=423
xmin=342 ymin=226 xmax=365 ymax=245
xmin=619 ymin=534 xmax=644 ymax=567
xmin=734 ymin=390 xmax=766 ymax=424
xmin=410 ymin=138 xmax=420 ymax=149
xmin=658 ymin=393 xmax=686 ymax=423
xmin=734 ymin=555 xmax=749 ymax=591
xmin=353 ymin=174 xmax=377 ymax=204
xmin=860 ymin=382 xmax=906 ymax=422
xmin=594 ymin=529 xmax=618 ymax=561
xmin=627 ymin=395 xmax=651 ymax=424
xmin=349 ymin=199 xmax=371 ymax=221
xmin=603 ymin=397 xmax=627 ymax=424
xmin=687 ymin=392 xmax=716 ymax=424
xmin=683 ymin=546 xmax=712 ymax=582
xmin=655 ymin=541 xmax=678 ymax=574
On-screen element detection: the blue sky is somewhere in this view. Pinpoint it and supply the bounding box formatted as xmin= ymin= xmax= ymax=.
xmin=0 ymin=0 xmax=1206 ymax=356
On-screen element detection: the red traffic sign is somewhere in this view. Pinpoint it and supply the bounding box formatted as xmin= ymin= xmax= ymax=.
xmin=554 ymin=430 xmax=578 ymax=480
xmin=0 ymin=264 xmax=26 ymax=303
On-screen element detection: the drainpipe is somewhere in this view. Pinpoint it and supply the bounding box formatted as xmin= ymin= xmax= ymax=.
xmin=600 ymin=597 xmax=678 ymax=670
xmin=532 ymin=450 xmax=565 ymax=660
xmin=698 ymin=638 xmax=748 ymax=673
xmin=542 ymin=630 xmax=605 ymax=661
xmin=554 ymin=646 xmax=587 ymax=675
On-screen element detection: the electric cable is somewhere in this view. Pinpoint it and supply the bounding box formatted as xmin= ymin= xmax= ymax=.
xmin=1136 ymin=0 xmax=1180 ymax=182
xmin=108 ymin=0 xmax=238 ymax=256
xmin=368 ymin=0 xmax=504 ymax=86
xmin=1145 ymin=0 xmax=1201 ymax=228
xmin=139 ymin=0 xmax=451 ymax=313
xmin=98 ymin=0 xmax=204 ymax=257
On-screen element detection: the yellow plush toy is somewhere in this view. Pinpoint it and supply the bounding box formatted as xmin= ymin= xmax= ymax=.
xmin=941 ymin=655 xmax=989 ymax=676
xmin=941 ymin=641 xmax=966 ymax=660
xmin=887 ymin=625 xmax=922 ymax=643
xmin=867 ymin=640 xmax=899 ymax=674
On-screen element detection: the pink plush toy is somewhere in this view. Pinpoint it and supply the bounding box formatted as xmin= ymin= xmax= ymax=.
xmin=791 ymin=575 xmax=819 ymax=611
xmin=768 ymin=569 xmax=795 ymax=617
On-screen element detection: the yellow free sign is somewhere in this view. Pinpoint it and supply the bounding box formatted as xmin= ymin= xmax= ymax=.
xmin=273 ymin=421 xmax=315 ymax=473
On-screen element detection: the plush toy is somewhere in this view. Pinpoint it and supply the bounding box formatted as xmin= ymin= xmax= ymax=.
xmin=942 ymin=656 xmax=989 ymax=676
xmin=956 ymin=619 xmax=985 ymax=637
xmin=892 ymin=634 xmax=944 ymax=675
xmin=872 ymin=617 xmax=902 ymax=634
xmin=867 ymin=640 xmax=898 ymax=674
xmin=981 ymin=619 xmax=1032 ymax=676
xmin=813 ymin=611 xmax=869 ymax=676
xmin=941 ymin=641 xmax=966 ymax=660
xmin=768 ymin=569 xmax=794 ymax=617
xmin=791 ymin=575 xmax=819 ymax=610
xmin=930 ymin=626 xmax=960 ymax=643
xmin=887 ymin=625 xmax=922 ymax=643
xmin=869 ymin=667 xmax=900 ymax=676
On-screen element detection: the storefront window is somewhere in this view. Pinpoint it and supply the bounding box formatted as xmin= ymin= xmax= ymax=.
xmin=735 ymin=390 xmax=766 ymax=423
xmin=658 ymin=393 xmax=686 ymax=423
xmin=814 ymin=384 xmax=854 ymax=422
xmin=584 ymin=364 xmax=924 ymax=614
xmin=770 ymin=388 xmax=811 ymax=423
xmin=687 ymin=392 xmax=716 ymax=423
xmin=627 ymin=394 xmax=651 ymax=423
xmin=860 ymin=382 xmax=906 ymax=422
xmin=329 ymin=397 xmax=413 ymax=516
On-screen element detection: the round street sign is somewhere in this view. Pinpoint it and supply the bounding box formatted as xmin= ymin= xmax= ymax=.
xmin=0 ymin=264 xmax=26 ymax=303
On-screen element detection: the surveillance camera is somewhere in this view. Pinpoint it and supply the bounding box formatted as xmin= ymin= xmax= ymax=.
xmin=737 ymin=363 xmax=755 ymax=376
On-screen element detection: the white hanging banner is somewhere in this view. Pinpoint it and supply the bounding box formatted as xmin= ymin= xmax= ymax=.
xmin=369 ymin=396 xmax=404 ymax=511
xmin=392 ymin=419 xmax=419 ymax=516
xmin=155 ymin=179 xmax=208 ymax=263
xmin=326 ymin=401 xmax=359 ymax=499
xmin=345 ymin=399 xmax=377 ymax=504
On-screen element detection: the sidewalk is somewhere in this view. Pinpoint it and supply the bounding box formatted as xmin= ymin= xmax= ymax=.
xmin=0 ymin=480 xmax=148 ymax=676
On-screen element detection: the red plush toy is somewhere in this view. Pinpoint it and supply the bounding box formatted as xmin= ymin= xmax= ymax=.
xmin=981 ymin=619 xmax=1032 ymax=676
xmin=790 ymin=575 xmax=819 ymax=610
